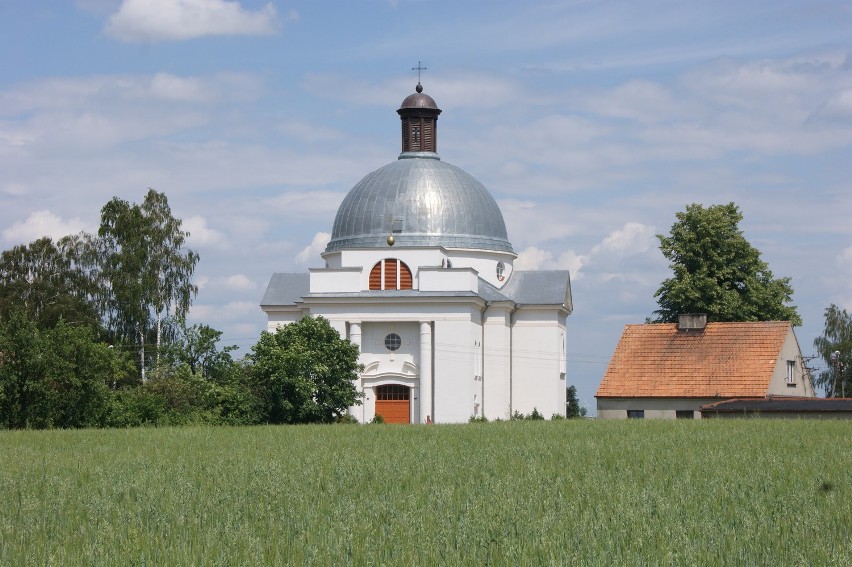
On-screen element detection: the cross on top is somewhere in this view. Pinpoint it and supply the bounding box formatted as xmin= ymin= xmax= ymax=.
xmin=412 ymin=61 xmax=427 ymax=84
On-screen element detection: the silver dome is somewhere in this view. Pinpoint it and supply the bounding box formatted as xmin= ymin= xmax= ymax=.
xmin=326 ymin=153 xmax=514 ymax=253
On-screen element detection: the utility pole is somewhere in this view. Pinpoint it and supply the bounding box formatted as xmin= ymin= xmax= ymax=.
xmin=830 ymin=351 xmax=845 ymax=398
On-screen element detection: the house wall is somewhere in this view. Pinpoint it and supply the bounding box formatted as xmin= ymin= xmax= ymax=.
xmin=597 ymin=397 xmax=727 ymax=419
xmin=766 ymin=328 xmax=816 ymax=397
xmin=322 ymin=247 xmax=516 ymax=290
xmin=432 ymin=318 xmax=479 ymax=423
xmin=482 ymin=305 xmax=512 ymax=420
xmin=511 ymin=308 xmax=567 ymax=418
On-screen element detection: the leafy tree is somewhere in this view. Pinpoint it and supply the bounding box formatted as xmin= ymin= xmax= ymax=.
xmin=97 ymin=189 xmax=199 ymax=380
xmin=653 ymin=203 xmax=801 ymax=325
xmin=248 ymin=316 xmax=362 ymax=424
xmin=160 ymin=320 xmax=238 ymax=381
xmin=0 ymin=309 xmax=133 ymax=429
xmin=813 ymin=304 xmax=852 ymax=397
xmin=566 ymin=385 xmax=582 ymax=418
xmin=0 ymin=237 xmax=100 ymax=329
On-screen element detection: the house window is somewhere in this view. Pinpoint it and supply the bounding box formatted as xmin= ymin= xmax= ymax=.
xmin=496 ymin=261 xmax=505 ymax=281
xmin=676 ymin=410 xmax=694 ymax=419
xmin=385 ymin=333 xmax=402 ymax=352
xmin=369 ymin=259 xmax=413 ymax=290
xmin=627 ymin=410 xmax=644 ymax=419
xmin=786 ymin=360 xmax=796 ymax=385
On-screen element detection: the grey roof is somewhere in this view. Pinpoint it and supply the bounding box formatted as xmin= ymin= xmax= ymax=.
xmin=260 ymin=270 xmax=571 ymax=309
xmin=500 ymin=270 xmax=572 ymax=307
xmin=325 ymin=154 xmax=514 ymax=253
xmin=260 ymin=273 xmax=309 ymax=306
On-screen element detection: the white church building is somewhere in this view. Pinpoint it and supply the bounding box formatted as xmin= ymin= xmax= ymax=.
xmin=261 ymin=83 xmax=572 ymax=423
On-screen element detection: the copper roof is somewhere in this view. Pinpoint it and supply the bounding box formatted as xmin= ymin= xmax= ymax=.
xmin=596 ymin=321 xmax=792 ymax=399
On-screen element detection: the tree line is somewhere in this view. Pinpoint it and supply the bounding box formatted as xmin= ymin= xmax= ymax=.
xmin=1 ymin=194 xmax=848 ymax=430
xmin=0 ymin=190 xmax=360 ymax=429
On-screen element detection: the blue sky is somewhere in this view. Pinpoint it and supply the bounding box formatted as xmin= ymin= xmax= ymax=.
xmin=2 ymin=0 xmax=851 ymax=411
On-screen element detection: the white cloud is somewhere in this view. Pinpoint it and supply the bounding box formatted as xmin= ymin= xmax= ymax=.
xmin=104 ymin=0 xmax=284 ymax=43
xmin=590 ymin=222 xmax=656 ymax=256
xmin=149 ymin=73 xmax=212 ymax=103
xmin=514 ymin=246 xmax=588 ymax=280
xmin=264 ymin=192 xmax=345 ymax=218
xmin=183 ymin=215 xmax=226 ymax=247
xmin=514 ymin=246 xmax=554 ymax=271
xmin=296 ymin=232 xmax=331 ymax=265
xmin=2 ymin=183 xmax=29 ymax=197
xmin=1 ymin=211 xmax=90 ymax=244
xmin=222 ymin=274 xmax=256 ymax=291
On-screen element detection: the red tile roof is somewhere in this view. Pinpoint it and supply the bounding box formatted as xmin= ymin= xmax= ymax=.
xmin=596 ymin=321 xmax=792 ymax=399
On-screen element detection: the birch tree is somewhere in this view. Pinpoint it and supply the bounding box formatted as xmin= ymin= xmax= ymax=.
xmin=98 ymin=189 xmax=199 ymax=381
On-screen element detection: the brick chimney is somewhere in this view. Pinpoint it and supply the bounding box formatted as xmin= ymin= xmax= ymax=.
xmin=678 ymin=313 xmax=707 ymax=332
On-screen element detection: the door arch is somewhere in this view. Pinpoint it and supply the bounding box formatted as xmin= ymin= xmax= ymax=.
xmin=374 ymin=384 xmax=411 ymax=424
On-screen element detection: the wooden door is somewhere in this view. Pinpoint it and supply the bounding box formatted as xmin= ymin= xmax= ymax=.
xmin=375 ymin=385 xmax=410 ymax=424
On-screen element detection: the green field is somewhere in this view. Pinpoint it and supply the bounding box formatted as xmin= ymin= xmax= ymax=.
xmin=1 ymin=420 xmax=849 ymax=566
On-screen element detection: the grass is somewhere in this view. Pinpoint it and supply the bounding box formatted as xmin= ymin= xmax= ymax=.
xmin=1 ymin=419 xmax=850 ymax=566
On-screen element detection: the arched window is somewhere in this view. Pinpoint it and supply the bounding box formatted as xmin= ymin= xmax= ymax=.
xmin=369 ymin=258 xmax=413 ymax=290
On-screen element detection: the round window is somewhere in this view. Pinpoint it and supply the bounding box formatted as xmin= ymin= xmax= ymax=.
xmin=496 ymin=261 xmax=505 ymax=281
xmin=385 ymin=333 xmax=402 ymax=351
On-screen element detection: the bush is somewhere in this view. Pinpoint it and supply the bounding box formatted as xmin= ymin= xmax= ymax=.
xmin=371 ymin=414 xmax=385 ymax=424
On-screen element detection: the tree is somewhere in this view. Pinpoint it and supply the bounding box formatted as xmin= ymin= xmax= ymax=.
xmin=566 ymin=385 xmax=582 ymax=418
xmin=0 ymin=309 xmax=134 ymax=429
xmin=813 ymin=304 xmax=852 ymax=397
xmin=160 ymin=320 xmax=237 ymax=381
xmin=0 ymin=237 xmax=100 ymax=330
xmin=248 ymin=316 xmax=362 ymax=424
xmin=653 ymin=203 xmax=801 ymax=325
xmin=97 ymin=189 xmax=199 ymax=380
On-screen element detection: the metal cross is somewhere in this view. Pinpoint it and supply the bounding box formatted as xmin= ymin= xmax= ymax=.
xmin=412 ymin=61 xmax=427 ymax=84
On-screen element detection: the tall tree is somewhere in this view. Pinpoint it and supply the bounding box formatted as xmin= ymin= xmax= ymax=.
xmin=97 ymin=189 xmax=199 ymax=380
xmin=813 ymin=304 xmax=852 ymax=397
xmin=566 ymin=385 xmax=582 ymax=418
xmin=248 ymin=316 xmax=362 ymax=424
xmin=653 ymin=203 xmax=801 ymax=325
xmin=0 ymin=237 xmax=99 ymax=329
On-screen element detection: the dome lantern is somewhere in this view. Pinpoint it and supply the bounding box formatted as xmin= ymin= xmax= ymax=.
xmin=397 ymin=83 xmax=441 ymax=154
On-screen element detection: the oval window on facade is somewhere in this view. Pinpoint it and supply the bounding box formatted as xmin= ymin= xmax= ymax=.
xmin=385 ymin=333 xmax=402 ymax=351
xmin=496 ymin=261 xmax=505 ymax=281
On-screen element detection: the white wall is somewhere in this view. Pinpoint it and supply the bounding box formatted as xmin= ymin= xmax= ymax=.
xmin=482 ymin=305 xmax=512 ymax=420
xmin=432 ymin=318 xmax=479 ymax=423
xmin=511 ymin=308 xmax=567 ymax=418
xmin=767 ymin=328 xmax=816 ymax=397
xmin=597 ymin=397 xmax=721 ymax=419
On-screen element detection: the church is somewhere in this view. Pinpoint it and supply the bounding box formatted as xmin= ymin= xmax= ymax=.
xmin=261 ymin=82 xmax=572 ymax=423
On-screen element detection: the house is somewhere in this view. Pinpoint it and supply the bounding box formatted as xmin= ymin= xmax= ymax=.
xmin=595 ymin=314 xmax=815 ymax=419
xmin=261 ymin=83 xmax=572 ymax=424
xmin=701 ymin=397 xmax=852 ymax=419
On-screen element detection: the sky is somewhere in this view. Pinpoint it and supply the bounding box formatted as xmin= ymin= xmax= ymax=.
xmin=2 ymin=0 xmax=851 ymax=412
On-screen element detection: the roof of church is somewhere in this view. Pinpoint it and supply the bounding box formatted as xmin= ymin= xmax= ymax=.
xmin=596 ymin=321 xmax=794 ymax=399
xmin=260 ymin=273 xmax=309 ymax=307
xmin=325 ymin=156 xmax=513 ymax=253
xmin=260 ymin=270 xmax=571 ymax=309
xmin=324 ymin=85 xmax=513 ymax=254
